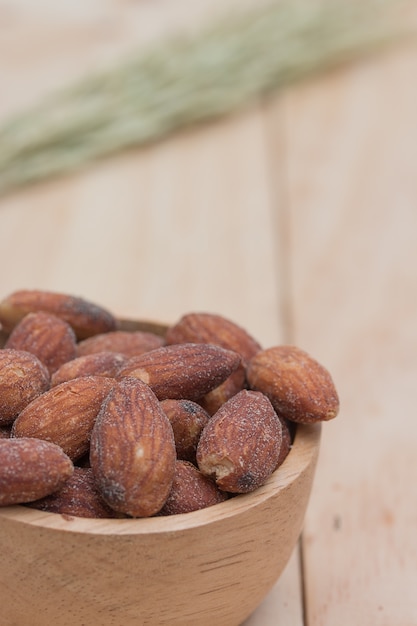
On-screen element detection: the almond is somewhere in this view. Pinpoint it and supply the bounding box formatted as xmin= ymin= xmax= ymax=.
xmin=196 ymin=389 xmax=283 ymax=493
xmin=166 ymin=312 xmax=261 ymax=364
xmin=27 ymin=467 xmax=122 ymax=518
xmin=166 ymin=313 xmax=261 ymax=414
xmin=160 ymin=399 xmax=210 ymax=464
xmin=90 ymin=377 xmax=176 ymax=517
xmin=158 ymin=460 xmax=228 ymax=516
xmin=51 ymin=352 xmax=127 ymax=387
xmin=0 ymin=437 xmax=73 ymax=506
xmin=117 ymin=343 xmax=241 ymax=401
xmin=0 ymin=348 xmax=50 ymax=426
xmin=0 ymin=289 xmax=116 ymax=339
xmin=12 ymin=376 xmax=115 ymax=461
xmin=276 ymin=417 xmax=293 ymax=468
xmin=247 ymin=345 xmax=340 ymax=423
xmin=5 ymin=311 xmax=77 ymax=374
xmin=77 ymin=330 xmax=165 ymax=358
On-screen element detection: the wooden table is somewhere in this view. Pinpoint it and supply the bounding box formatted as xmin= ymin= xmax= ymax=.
xmin=1 ymin=2 xmax=416 ymax=624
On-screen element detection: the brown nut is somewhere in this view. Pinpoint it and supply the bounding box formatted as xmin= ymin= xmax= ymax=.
xmin=27 ymin=467 xmax=122 ymax=518
xmin=51 ymin=352 xmax=127 ymax=387
xmin=0 ymin=348 xmax=50 ymax=426
xmin=0 ymin=289 xmax=116 ymax=339
xmin=5 ymin=311 xmax=77 ymax=375
xmin=196 ymin=389 xmax=283 ymax=493
xmin=0 ymin=437 xmax=74 ymax=506
xmin=77 ymin=330 xmax=165 ymax=358
xmin=12 ymin=376 xmax=116 ymax=461
xmin=158 ymin=460 xmax=228 ymax=516
xmin=160 ymin=399 xmax=210 ymax=464
xmin=117 ymin=343 xmax=241 ymax=401
xmin=166 ymin=312 xmax=261 ymax=364
xmin=90 ymin=377 xmax=176 ymax=518
xmin=247 ymin=345 xmax=340 ymax=423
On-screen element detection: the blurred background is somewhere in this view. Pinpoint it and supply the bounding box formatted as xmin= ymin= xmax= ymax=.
xmin=0 ymin=1 xmax=416 ymax=624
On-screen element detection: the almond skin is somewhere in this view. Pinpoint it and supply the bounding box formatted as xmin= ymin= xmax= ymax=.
xmin=247 ymin=345 xmax=340 ymax=423
xmin=160 ymin=399 xmax=210 ymax=464
xmin=0 ymin=437 xmax=74 ymax=505
xmin=12 ymin=376 xmax=116 ymax=461
xmin=27 ymin=467 xmax=121 ymax=518
xmin=77 ymin=330 xmax=165 ymax=358
xmin=90 ymin=377 xmax=176 ymax=517
xmin=0 ymin=289 xmax=116 ymax=339
xmin=5 ymin=311 xmax=77 ymax=375
xmin=51 ymin=352 xmax=127 ymax=387
xmin=158 ymin=460 xmax=228 ymax=516
xmin=117 ymin=343 xmax=241 ymax=401
xmin=0 ymin=349 xmax=50 ymax=425
xmin=196 ymin=390 xmax=283 ymax=493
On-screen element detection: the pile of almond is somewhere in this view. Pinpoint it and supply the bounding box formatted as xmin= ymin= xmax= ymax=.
xmin=0 ymin=289 xmax=339 ymax=519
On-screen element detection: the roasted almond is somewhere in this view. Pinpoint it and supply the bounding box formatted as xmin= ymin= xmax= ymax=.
xmin=51 ymin=352 xmax=127 ymax=387
xmin=0 ymin=348 xmax=50 ymax=426
xmin=160 ymin=399 xmax=210 ymax=464
xmin=196 ymin=389 xmax=283 ymax=493
xmin=12 ymin=376 xmax=116 ymax=461
xmin=247 ymin=345 xmax=340 ymax=423
xmin=166 ymin=313 xmax=260 ymax=414
xmin=117 ymin=343 xmax=241 ymax=401
xmin=5 ymin=311 xmax=77 ymax=374
xmin=0 ymin=437 xmax=74 ymax=506
xmin=77 ymin=330 xmax=165 ymax=358
xmin=166 ymin=312 xmax=261 ymax=364
xmin=158 ymin=460 xmax=228 ymax=516
xmin=0 ymin=289 xmax=116 ymax=339
xmin=90 ymin=377 xmax=176 ymax=517
xmin=27 ymin=467 xmax=122 ymax=518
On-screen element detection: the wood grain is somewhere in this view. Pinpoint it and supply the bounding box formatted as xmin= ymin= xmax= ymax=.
xmin=274 ymin=43 xmax=417 ymax=626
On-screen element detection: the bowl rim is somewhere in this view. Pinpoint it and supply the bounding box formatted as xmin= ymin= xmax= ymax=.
xmin=0 ymin=423 xmax=321 ymax=535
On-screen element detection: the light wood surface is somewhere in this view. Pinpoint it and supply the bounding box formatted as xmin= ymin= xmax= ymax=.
xmin=1 ymin=2 xmax=416 ymax=625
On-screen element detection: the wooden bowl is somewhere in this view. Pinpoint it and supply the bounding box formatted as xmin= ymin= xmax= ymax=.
xmin=0 ymin=320 xmax=321 ymax=626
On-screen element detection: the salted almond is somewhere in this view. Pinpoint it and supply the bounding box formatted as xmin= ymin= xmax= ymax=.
xmin=196 ymin=390 xmax=283 ymax=493
xmin=166 ymin=313 xmax=260 ymax=414
xmin=276 ymin=417 xmax=293 ymax=468
xmin=247 ymin=345 xmax=340 ymax=423
xmin=77 ymin=330 xmax=165 ymax=358
xmin=90 ymin=377 xmax=176 ymax=517
xmin=5 ymin=311 xmax=77 ymax=374
xmin=158 ymin=460 xmax=228 ymax=516
xmin=0 ymin=349 xmax=50 ymax=426
xmin=160 ymin=399 xmax=210 ymax=464
xmin=51 ymin=352 xmax=127 ymax=387
xmin=0 ymin=437 xmax=73 ymax=506
xmin=12 ymin=376 xmax=116 ymax=461
xmin=117 ymin=343 xmax=241 ymax=401
xmin=27 ymin=467 xmax=122 ymax=519
xmin=0 ymin=289 xmax=116 ymax=339
xmin=166 ymin=312 xmax=261 ymax=364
